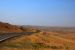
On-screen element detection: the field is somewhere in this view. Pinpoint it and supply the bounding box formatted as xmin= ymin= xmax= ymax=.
xmin=0 ymin=27 xmax=75 ymax=50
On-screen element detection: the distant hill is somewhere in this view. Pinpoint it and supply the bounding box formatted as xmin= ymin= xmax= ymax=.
xmin=0 ymin=22 xmax=23 ymax=33
xmin=0 ymin=22 xmax=40 ymax=33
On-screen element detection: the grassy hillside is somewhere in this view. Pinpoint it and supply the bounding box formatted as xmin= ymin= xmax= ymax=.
xmin=0 ymin=22 xmax=40 ymax=33
xmin=0 ymin=22 xmax=23 ymax=33
xmin=0 ymin=22 xmax=75 ymax=50
xmin=0 ymin=31 xmax=75 ymax=50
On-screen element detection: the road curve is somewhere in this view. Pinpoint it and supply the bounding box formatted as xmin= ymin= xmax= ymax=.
xmin=0 ymin=32 xmax=35 ymax=42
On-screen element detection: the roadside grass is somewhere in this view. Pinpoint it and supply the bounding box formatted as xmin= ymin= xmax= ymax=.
xmin=0 ymin=34 xmax=64 ymax=50
xmin=0 ymin=31 xmax=75 ymax=50
xmin=3 ymin=44 xmax=21 ymax=48
xmin=1 ymin=42 xmax=63 ymax=50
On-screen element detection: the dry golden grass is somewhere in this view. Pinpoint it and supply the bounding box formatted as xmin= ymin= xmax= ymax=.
xmin=0 ymin=47 xmax=65 ymax=50
xmin=0 ymin=22 xmax=75 ymax=50
xmin=0 ymin=31 xmax=75 ymax=50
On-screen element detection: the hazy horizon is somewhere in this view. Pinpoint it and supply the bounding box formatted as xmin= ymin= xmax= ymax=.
xmin=0 ymin=0 xmax=75 ymax=27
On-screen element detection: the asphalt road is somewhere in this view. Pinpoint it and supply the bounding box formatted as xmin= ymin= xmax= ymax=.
xmin=0 ymin=32 xmax=35 ymax=42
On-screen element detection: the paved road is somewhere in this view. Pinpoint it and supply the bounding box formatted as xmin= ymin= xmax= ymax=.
xmin=0 ymin=32 xmax=35 ymax=42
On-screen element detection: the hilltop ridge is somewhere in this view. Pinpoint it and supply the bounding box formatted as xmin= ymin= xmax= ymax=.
xmin=0 ymin=22 xmax=23 ymax=33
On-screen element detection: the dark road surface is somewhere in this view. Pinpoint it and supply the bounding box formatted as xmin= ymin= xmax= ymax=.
xmin=0 ymin=32 xmax=35 ymax=42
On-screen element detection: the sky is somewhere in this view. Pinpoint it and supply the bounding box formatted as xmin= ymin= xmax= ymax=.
xmin=0 ymin=0 xmax=75 ymax=27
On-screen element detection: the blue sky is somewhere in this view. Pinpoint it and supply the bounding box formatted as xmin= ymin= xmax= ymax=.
xmin=0 ymin=0 xmax=75 ymax=27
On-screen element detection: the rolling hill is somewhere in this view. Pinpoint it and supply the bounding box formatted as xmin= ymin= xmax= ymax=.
xmin=0 ymin=22 xmax=23 ymax=33
xmin=0 ymin=32 xmax=75 ymax=50
xmin=0 ymin=22 xmax=75 ymax=50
